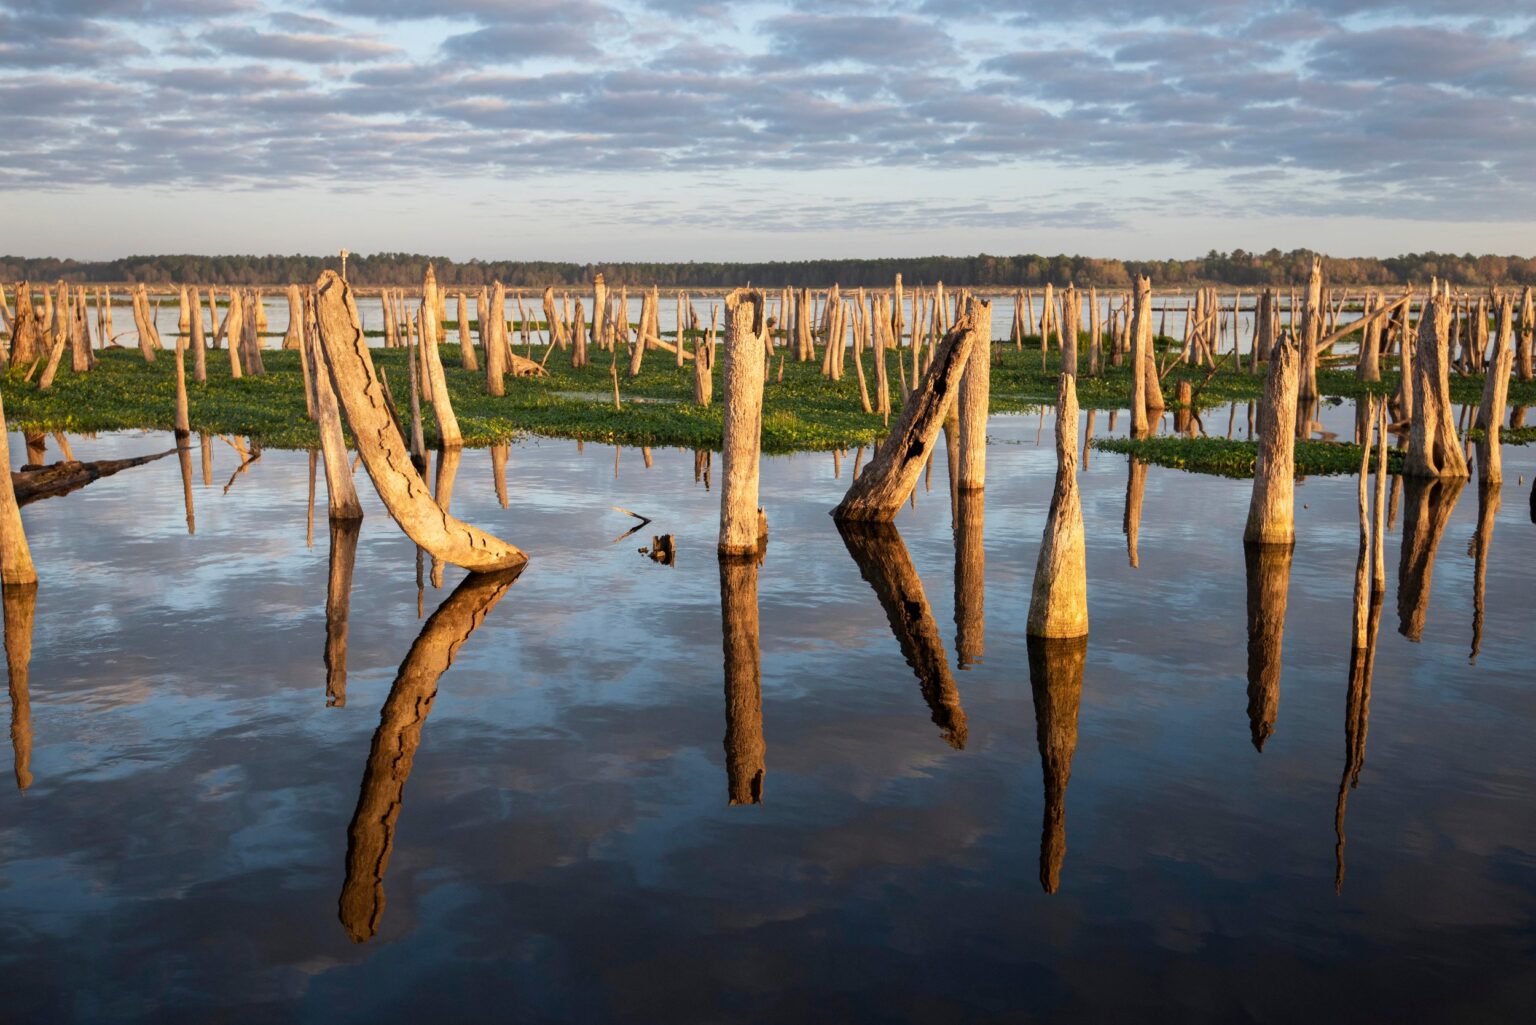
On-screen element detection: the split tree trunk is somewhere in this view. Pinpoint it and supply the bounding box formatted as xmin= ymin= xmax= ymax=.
xmin=1027 ymin=373 xmax=1088 ymax=639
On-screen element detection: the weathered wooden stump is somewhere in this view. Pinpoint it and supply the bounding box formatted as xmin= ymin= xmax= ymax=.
xmin=1027 ymin=374 xmax=1088 ymax=639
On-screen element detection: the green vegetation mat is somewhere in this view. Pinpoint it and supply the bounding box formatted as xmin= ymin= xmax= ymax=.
xmin=2 ymin=341 xmax=1531 ymax=459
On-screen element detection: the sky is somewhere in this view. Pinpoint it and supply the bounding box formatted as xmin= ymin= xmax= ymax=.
xmin=3 ymin=0 xmax=1535 ymax=262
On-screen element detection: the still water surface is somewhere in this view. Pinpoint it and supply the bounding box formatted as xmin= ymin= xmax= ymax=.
xmin=1 ymin=405 xmax=1533 ymax=1023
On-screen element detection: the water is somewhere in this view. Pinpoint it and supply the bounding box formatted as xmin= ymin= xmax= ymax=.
xmin=1 ymin=405 xmax=1533 ymax=1023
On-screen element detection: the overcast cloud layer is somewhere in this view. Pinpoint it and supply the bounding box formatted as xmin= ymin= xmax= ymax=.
xmin=3 ymin=0 xmax=1534 ymax=259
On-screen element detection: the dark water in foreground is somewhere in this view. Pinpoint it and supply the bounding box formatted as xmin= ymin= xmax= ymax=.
xmin=1 ymin=406 xmax=1533 ymax=1024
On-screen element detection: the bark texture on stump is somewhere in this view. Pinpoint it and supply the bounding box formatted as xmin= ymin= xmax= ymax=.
xmin=1243 ymin=340 xmax=1300 ymax=545
xmin=833 ymin=306 xmax=983 ymax=521
xmin=1027 ymin=374 xmax=1088 ymax=639
xmin=718 ymin=290 xmax=768 ymax=556
xmin=0 ymin=394 xmax=37 ymax=585
xmin=1405 ymin=290 xmax=1469 ymax=479
xmin=306 ymin=292 xmax=362 ymax=521
xmin=1129 ymin=276 xmax=1151 ymax=436
xmin=1475 ymin=296 xmax=1513 ymax=484
xmin=312 ymin=272 xmax=521 ymax=570
xmin=956 ymin=297 xmax=992 ymax=491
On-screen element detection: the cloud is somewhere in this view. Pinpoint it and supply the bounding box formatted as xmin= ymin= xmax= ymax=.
xmin=201 ymin=25 xmax=401 ymax=63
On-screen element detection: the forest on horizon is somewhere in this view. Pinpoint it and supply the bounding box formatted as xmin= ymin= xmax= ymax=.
xmin=2 ymin=249 xmax=1532 ymax=289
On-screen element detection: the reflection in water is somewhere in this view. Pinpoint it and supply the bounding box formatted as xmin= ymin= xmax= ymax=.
xmin=4 ymin=583 xmax=37 ymax=791
xmin=199 ymin=432 xmax=212 ymax=486
xmin=1244 ymin=543 xmax=1293 ymax=752
xmin=178 ymin=443 xmax=195 ymax=535
xmin=953 ymin=489 xmax=985 ymax=669
xmin=338 ymin=567 xmax=522 ymax=942
xmin=325 ymin=521 xmax=361 ymax=708
xmin=1469 ymin=483 xmax=1500 ymax=663
xmin=838 ymin=520 xmax=968 ymax=749
xmin=1028 ymin=635 xmax=1087 ymax=894
xmin=720 ymin=555 xmax=765 ymax=805
xmin=1335 ymin=591 xmax=1383 ymax=893
xmin=1397 ymin=476 xmax=1466 ymax=642
xmin=491 ymin=442 xmax=509 ymax=509
xmin=1124 ymin=456 xmax=1147 ymax=569
xmin=431 ymin=447 xmax=462 ymax=590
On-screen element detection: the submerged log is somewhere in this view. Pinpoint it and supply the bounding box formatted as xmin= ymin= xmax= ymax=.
xmin=312 ymin=271 xmax=524 ymax=572
xmin=721 ymin=554 xmax=765 ymax=805
xmin=1029 ymin=634 xmax=1086 ymax=893
xmin=719 ymin=289 xmax=768 ymax=556
xmin=1027 ymin=374 xmax=1088 ymax=639
xmin=1244 ymin=541 xmax=1293 ymax=752
xmin=838 ymin=519 xmax=968 ymax=749
xmin=10 ymin=448 xmax=174 ymax=507
xmin=833 ymin=303 xmax=984 ymax=521
xmin=339 ymin=565 xmax=521 ymax=942
xmin=1243 ymin=339 xmax=1300 ymax=545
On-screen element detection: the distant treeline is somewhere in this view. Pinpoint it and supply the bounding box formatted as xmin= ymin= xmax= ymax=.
xmin=2 ymin=250 xmax=1533 ymax=289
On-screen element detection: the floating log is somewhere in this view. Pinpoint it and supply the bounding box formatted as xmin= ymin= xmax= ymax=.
xmin=1243 ymin=339 xmax=1300 ymax=545
xmin=718 ymin=289 xmax=769 ymax=556
xmin=721 ymin=554 xmax=765 ymax=805
xmin=1027 ymin=373 xmax=1088 ymax=639
xmin=312 ymin=271 xmax=524 ymax=572
xmin=833 ymin=303 xmax=984 ymax=522
xmin=837 ymin=519 xmax=967 ymax=749
xmin=1029 ymin=634 xmax=1086 ymax=893
xmin=4 ymin=581 xmax=36 ymax=791
xmin=956 ymin=296 xmax=992 ymax=491
xmin=339 ymin=565 xmax=521 ymax=942
xmin=10 ymin=448 xmax=173 ymax=507
xmin=1244 ymin=541 xmax=1292 ymax=751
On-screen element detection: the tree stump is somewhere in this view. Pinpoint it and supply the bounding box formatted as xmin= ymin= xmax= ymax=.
xmin=1027 ymin=373 xmax=1088 ymax=639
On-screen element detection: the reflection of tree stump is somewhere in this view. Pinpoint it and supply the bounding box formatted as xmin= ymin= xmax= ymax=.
xmin=1244 ymin=542 xmax=1293 ymax=752
xmin=1335 ymin=592 xmax=1382 ymax=893
xmin=1123 ymin=456 xmax=1146 ymax=569
xmin=720 ymin=556 xmax=765 ymax=805
xmin=4 ymin=583 xmax=37 ymax=791
xmin=339 ymin=567 xmax=522 ymax=943
xmin=1396 ymin=475 xmax=1466 ymax=641
xmin=838 ymin=520 xmax=967 ymax=749
xmin=953 ymin=489 xmax=985 ymax=669
xmin=1469 ymin=482 xmax=1500 ymax=663
xmin=1029 ymin=634 xmax=1086 ymax=894
xmin=325 ymin=521 xmax=361 ymax=709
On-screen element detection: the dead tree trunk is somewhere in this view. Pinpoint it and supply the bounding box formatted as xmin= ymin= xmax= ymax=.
xmin=833 ymin=305 xmax=984 ymax=521
xmin=1130 ymin=276 xmax=1152 ymax=437
xmin=0 ymin=394 xmax=38 ymax=585
xmin=305 ymin=290 xmax=362 ymax=521
xmin=1243 ymin=339 xmax=1301 ymax=545
xmin=1475 ymin=295 xmax=1514 ymax=484
xmin=485 ymin=283 xmax=506 ymax=396
xmin=1299 ymin=257 xmax=1322 ymax=400
xmin=421 ymin=267 xmax=462 ymax=447
xmin=718 ymin=290 xmax=769 ymax=556
xmin=956 ymin=297 xmax=992 ymax=491
xmin=312 ymin=271 xmax=522 ymax=571
xmin=1027 ymin=373 xmax=1088 ymax=639
xmin=1405 ymin=288 xmax=1470 ymax=479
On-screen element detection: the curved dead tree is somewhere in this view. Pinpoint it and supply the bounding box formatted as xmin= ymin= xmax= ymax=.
xmin=837 ymin=519 xmax=968 ymax=750
xmin=720 ymin=555 xmax=765 ymax=805
xmin=4 ymin=582 xmax=37 ymax=791
xmin=1244 ymin=542 xmax=1293 ymax=752
xmin=339 ymin=565 xmax=522 ymax=943
xmin=325 ymin=520 xmax=361 ymax=708
xmin=1396 ymin=475 xmax=1465 ymax=642
xmin=1029 ymin=634 xmax=1087 ymax=894
xmin=311 ymin=271 xmax=525 ymax=572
